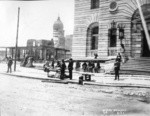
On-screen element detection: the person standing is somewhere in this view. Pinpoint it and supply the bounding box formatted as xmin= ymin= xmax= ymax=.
xmin=51 ymin=59 xmax=55 ymax=69
xmin=60 ymin=59 xmax=66 ymax=79
xmin=68 ymin=58 xmax=74 ymax=80
xmin=7 ymin=57 xmax=13 ymax=73
xmin=95 ymin=62 xmax=101 ymax=73
xmin=55 ymin=60 xmax=61 ymax=68
xmin=114 ymin=60 xmax=120 ymax=80
xmin=91 ymin=62 xmax=95 ymax=73
xmin=43 ymin=60 xmax=50 ymax=77
xmin=116 ymin=53 xmax=122 ymax=63
xmin=88 ymin=61 xmax=93 ymax=72
xmin=82 ymin=62 xmax=87 ymax=72
xmin=94 ymin=53 xmax=98 ymax=59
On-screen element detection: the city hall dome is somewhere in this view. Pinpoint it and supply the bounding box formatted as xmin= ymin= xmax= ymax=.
xmin=53 ymin=17 xmax=64 ymax=30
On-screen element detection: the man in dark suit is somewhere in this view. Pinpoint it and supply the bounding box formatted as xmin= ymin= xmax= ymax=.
xmin=68 ymin=58 xmax=74 ymax=80
xmin=7 ymin=57 xmax=13 ymax=73
xmin=114 ymin=60 xmax=120 ymax=80
xmin=60 ymin=59 xmax=66 ymax=79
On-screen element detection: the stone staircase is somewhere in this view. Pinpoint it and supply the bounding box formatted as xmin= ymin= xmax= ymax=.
xmin=120 ymin=57 xmax=150 ymax=75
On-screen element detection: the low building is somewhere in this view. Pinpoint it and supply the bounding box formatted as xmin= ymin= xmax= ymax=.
xmin=0 ymin=39 xmax=69 ymax=61
xmin=26 ymin=39 xmax=54 ymax=60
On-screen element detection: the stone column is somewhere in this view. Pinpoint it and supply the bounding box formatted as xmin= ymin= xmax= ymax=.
xmin=98 ymin=22 xmax=109 ymax=57
xmin=117 ymin=28 xmax=120 ymax=53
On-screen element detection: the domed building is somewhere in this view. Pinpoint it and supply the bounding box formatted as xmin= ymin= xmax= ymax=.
xmin=53 ymin=17 xmax=65 ymax=48
xmin=53 ymin=17 xmax=64 ymax=31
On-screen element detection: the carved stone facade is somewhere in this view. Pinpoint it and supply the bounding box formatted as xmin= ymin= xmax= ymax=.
xmin=72 ymin=0 xmax=150 ymax=58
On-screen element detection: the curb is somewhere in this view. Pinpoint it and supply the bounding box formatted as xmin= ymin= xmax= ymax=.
xmin=0 ymin=72 xmax=48 ymax=81
xmin=84 ymin=82 xmax=150 ymax=88
xmin=1 ymin=72 xmax=150 ymax=88
xmin=0 ymin=72 xmax=78 ymax=84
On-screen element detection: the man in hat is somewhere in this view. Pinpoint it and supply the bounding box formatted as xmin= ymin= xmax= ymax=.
xmin=7 ymin=57 xmax=13 ymax=73
xmin=114 ymin=60 xmax=120 ymax=80
xmin=60 ymin=59 xmax=66 ymax=79
xmin=68 ymin=58 xmax=74 ymax=80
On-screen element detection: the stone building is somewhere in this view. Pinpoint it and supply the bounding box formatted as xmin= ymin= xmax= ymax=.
xmin=72 ymin=0 xmax=150 ymax=58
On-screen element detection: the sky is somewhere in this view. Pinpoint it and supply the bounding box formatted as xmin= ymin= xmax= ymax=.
xmin=0 ymin=0 xmax=74 ymax=47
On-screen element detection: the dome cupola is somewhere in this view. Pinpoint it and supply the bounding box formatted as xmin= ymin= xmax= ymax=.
xmin=53 ymin=17 xmax=64 ymax=30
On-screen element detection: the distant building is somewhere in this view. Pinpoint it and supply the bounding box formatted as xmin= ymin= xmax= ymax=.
xmin=0 ymin=49 xmax=6 ymax=60
xmin=65 ymin=35 xmax=73 ymax=52
xmin=26 ymin=39 xmax=54 ymax=60
xmin=53 ymin=16 xmax=65 ymax=49
xmin=72 ymin=0 xmax=150 ymax=58
xmin=65 ymin=35 xmax=73 ymax=58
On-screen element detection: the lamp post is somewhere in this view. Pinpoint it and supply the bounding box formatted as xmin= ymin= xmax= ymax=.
xmin=118 ymin=23 xmax=125 ymax=44
xmin=118 ymin=23 xmax=125 ymax=54
xmin=14 ymin=7 xmax=20 ymax=71
xmin=111 ymin=20 xmax=116 ymax=29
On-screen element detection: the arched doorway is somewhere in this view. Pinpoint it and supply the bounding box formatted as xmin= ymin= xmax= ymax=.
xmin=108 ymin=20 xmax=117 ymax=56
xmin=131 ymin=3 xmax=150 ymax=57
xmin=86 ymin=22 xmax=99 ymax=57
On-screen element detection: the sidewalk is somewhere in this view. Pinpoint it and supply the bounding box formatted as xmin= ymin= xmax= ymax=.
xmin=0 ymin=63 xmax=150 ymax=88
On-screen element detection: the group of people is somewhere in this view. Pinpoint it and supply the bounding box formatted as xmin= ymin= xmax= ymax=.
xmin=82 ymin=61 xmax=101 ymax=73
xmin=75 ymin=61 xmax=101 ymax=73
xmin=43 ymin=58 xmax=74 ymax=80
xmin=5 ymin=52 xmax=123 ymax=81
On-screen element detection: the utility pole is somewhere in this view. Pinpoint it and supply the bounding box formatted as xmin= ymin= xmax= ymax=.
xmin=64 ymin=37 xmax=66 ymax=59
xmin=136 ymin=1 xmax=150 ymax=50
xmin=14 ymin=7 xmax=20 ymax=71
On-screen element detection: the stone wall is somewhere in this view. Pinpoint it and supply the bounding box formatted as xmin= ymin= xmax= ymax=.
xmin=72 ymin=0 xmax=99 ymax=58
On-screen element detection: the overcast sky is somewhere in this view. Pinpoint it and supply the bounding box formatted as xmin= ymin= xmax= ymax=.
xmin=0 ymin=0 xmax=74 ymax=47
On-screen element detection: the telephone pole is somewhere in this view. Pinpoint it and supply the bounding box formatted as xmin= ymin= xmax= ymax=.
xmin=14 ymin=7 xmax=20 ymax=71
xmin=136 ymin=1 xmax=150 ymax=50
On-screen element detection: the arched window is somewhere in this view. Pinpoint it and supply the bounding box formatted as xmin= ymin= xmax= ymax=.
xmin=86 ymin=22 xmax=99 ymax=57
xmin=109 ymin=20 xmax=117 ymax=47
xmin=91 ymin=27 xmax=98 ymax=50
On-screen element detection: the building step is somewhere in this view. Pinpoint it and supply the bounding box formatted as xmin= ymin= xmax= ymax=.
xmin=119 ymin=57 xmax=150 ymax=74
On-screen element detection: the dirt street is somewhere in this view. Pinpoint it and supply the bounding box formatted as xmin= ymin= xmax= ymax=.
xmin=0 ymin=74 xmax=150 ymax=116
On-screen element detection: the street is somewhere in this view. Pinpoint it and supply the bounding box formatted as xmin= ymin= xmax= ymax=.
xmin=0 ymin=74 xmax=150 ymax=116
